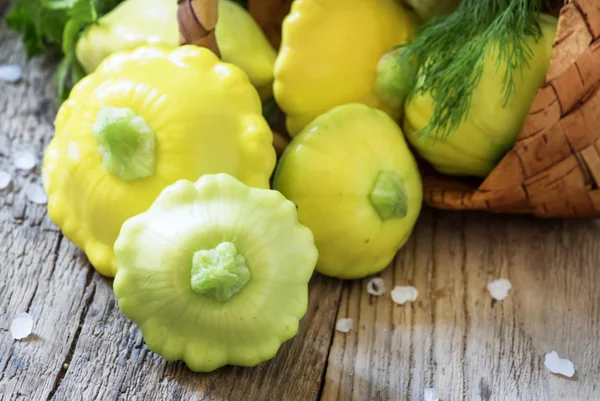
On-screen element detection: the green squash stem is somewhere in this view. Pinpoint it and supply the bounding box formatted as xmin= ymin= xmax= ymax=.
xmin=368 ymin=171 xmax=408 ymax=221
xmin=92 ymin=106 xmax=156 ymax=181
xmin=190 ymin=242 xmax=251 ymax=302
xmin=374 ymin=45 xmax=415 ymax=116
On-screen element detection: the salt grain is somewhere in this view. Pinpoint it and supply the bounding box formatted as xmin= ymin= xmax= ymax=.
xmin=0 ymin=64 xmax=22 ymax=83
xmin=0 ymin=170 xmax=11 ymax=190
xmin=391 ymin=286 xmax=419 ymax=305
xmin=544 ymin=351 xmax=575 ymax=378
xmin=10 ymin=312 xmax=33 ymax=340
xmin=487 ymin=278 xmax=512 ymax=301
xmin=367 ymin=277 xmax=386 ymax=296
xmin=335 ymin=318 xmax=353 ymax=333
xmin=25 ymin=183 xmax=47 ymax=204
xmin=13 ymin=150 xmax=36 ymax=171
xmin=424 ymin=387 xmax=439 ymax=401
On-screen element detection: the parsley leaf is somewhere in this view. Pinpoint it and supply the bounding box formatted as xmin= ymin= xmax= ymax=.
xmin=6 ymin=0 xmax=122 ymax=102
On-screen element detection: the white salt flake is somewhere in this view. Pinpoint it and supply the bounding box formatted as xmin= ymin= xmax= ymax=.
xmin=13 ymin=150 xmax=37 ymax=171
xmin=25 ymin=183 xmax=47 ymax=204
xmin=367 ymin=277 xmax=386 ymax=296
xmin=10 ymin=312 xmax=33 ymax=340
xmin=487 ymin=278 xmax=512 ymax=301
xmin=335 ymin=318 xmax=353 ymax=333
xmin=424 ymin=387 xmax=440 ymax=401
xmin=0 ymin=170 xmax=11 ymax=190
xmin=391 ymin=286 xmax=419 ymax=305
xmin=544 ymin=351 xmax=575 ymax=378
xmin=0 ymin=64 xmax=22 ymax=83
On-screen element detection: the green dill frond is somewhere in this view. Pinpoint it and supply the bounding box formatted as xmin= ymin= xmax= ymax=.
xmin=398 ymin=0 xmax=545 ymax=142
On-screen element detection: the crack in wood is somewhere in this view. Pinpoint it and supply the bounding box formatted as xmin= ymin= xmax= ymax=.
xmin=345 ymin=288 xmax=354 ymax=401
xmin=479 ymin=377 xmax=492 ymax=401
xmin=427 ymin=212 xmax=438 ymax=385
xmin=48 ymin=234 xmax=64 ymax=282
xmin=460 ymin=216 xmax=469 ymax=401
xmin=401 ymin=250 xmax=416 ymax=398
xmin=45 ymin=271 xmax=97 ymax=401
xmin=0 ymin=347 xmax=16 ymax=383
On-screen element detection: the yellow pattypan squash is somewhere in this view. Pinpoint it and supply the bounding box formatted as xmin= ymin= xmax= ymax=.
xmin=42 ymin=46 xmax=276 ymax=277
xmin=274 ymin=104 xmax=423 ymax=279
xmin=114 ymin=173 xmax=318 ymax=372
xmin=403 ymin=13 xmax=557 ymax=177
xmin=75 ymin=0 xmax=276 ymax=101
xmin=273 ymin=0 xmax=418 ymax=136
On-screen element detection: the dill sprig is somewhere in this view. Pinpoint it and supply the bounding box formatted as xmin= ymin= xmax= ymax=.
xmin=399 ymin=0 xmax=545 ymax=141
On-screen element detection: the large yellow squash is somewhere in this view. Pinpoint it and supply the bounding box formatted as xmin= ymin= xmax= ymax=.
xmin=273 ymin=0 xmax=418 ymax=136
xmin=42 ymin=46 xmax=276 ymax=277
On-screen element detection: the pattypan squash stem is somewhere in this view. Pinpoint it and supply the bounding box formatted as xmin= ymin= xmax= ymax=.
xmin=369 ymin=171 xmax=408 ymax=221
xmin=92 ymin=106 xmax=156 ymax=181
xmin=191 ymin=242 xmax=251 ymax=302
xmin=374 ymin=46 xmax=415 ymax=116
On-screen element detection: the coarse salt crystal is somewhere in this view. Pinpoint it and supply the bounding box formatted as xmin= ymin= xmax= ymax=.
xmin=367 ymin=277 xmax=386 ymax=296
xmin=10 ymin=312 xmax=33 ymax=340
xmin=487 ymin=278 xmax=512 ymax=301
xmin=335 ymin=318 xmax=353 ymax=333
xmin=0 ymin=64 xmax=22 ymax=83
xmin=544 ymin=351 xmax=575 ymax=378
xmin=424 ymin=387 xmax=439 ymax=401
xmin=391 ymin=286 xmax=418 ymax=305
xmin=0 ymin=170 xmax=11 ymax=190
xmin=25 ymin=183 xmax=47 ymax=204
xmin=13 ymin=150 xmax=37 ymax=171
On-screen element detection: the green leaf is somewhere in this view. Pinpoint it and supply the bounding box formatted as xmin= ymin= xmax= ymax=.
xmin=53 ymin=52 xmax=73 ymax=103
xmin=61 ymin=19 xmax=80 ymax=54
xmin=71 ymin=59 xmax=87 ymax=85
xmin=5 ymin=6 xmax=47 ymax=57
xmin=6 ymin=0 xmax=123 ymax=102
xmin=397 ymin=0 xmax=546 ymax=141
xmin=68 ymin=0 xmax=98 ymax=23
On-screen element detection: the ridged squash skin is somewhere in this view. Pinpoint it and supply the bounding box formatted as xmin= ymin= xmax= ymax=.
xmin=113 ymin=174 xmax=318 ymax=372
xmin=273 ymin=0 xmax=418 ymax=136
xmin=274 ymin=104 xmax=423 ymax=279
xmin=75 ymin=0 xmax=277 ymax=101
xmin=43 ymin=46 xmax=276 ymax=277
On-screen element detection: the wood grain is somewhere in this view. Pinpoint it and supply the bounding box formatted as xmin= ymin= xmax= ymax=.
xmin=2 ymin=20 xmax=600 ymax=401
xmin=322 ymin=209 xmax=600 ymax=401
xmin=0 ymin=25 xmax=342 ymax=401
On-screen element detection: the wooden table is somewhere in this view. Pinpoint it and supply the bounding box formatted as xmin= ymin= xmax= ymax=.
xmin=1 ymin=25 xmax=599 ymax=401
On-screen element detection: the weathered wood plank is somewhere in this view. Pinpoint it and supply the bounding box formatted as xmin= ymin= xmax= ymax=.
xmin=0 ymin=24 xmax=343 ymax=401
xmin=48 ymin=274 xmax=342 ymax=401
xmin=3 ymin=15 xmax=600 ymax=401
xmin=0 ymin=24 xmax=97 ymax=401
xmin=322 ymin=209 xmax=600 ymax=401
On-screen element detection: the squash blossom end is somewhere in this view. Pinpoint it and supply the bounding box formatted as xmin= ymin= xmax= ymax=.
xmin=92 ymin=106 xmax=156 ymax=181
xmin=369 ymin=171 xmax=408 ymax=221
xmin=191 ymin=242 xmax=251 ymax=302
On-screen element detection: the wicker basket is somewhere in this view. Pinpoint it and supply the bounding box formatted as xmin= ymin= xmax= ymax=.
xmin=178 ymin=0 xmax=600 ymax=219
